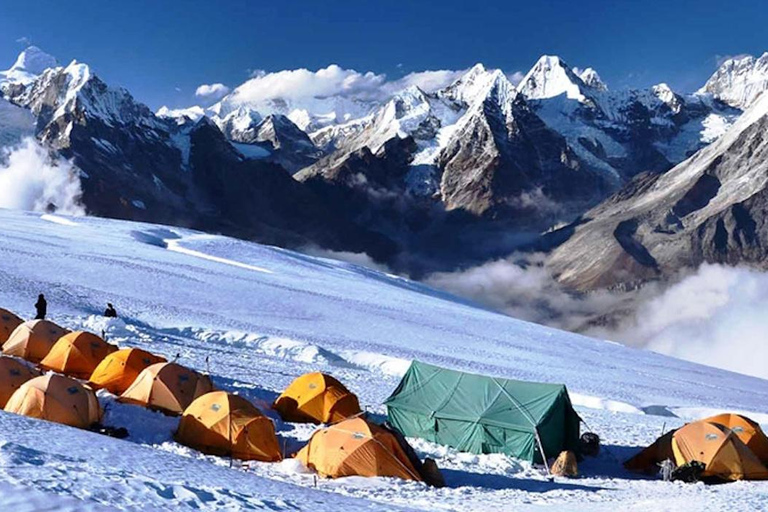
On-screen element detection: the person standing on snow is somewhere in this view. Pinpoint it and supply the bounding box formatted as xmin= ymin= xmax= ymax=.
xmin=104 ymin=303 xmax=117 ymax=318
xmin=34 ymin=294 xmax=47 ymax=320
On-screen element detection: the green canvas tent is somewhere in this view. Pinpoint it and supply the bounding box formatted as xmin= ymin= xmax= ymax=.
xmin=384 ymin=361 xmax=581 ymax=463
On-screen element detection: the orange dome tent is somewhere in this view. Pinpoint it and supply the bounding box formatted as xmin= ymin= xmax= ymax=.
xmin=5 ymin=373 xmax=101 ymax=429
xmin=672 ymin=421 xmax=768 ymax=481
xmin=40 ymin=331 xmax=118 ymax=379
xmin=703 ymin=413 xmax=768 ymax=464
xmin=175 ymin=391 xmax=282 ymax=462
xmin=626 ymin=418 xmax=768 ymax=481
xmin=89 ymin=348 xmax=167 ymax=395
xmin=0 ymin=309 xmax=23 ymax=344
xmin=624 ymin=429 xmax=677 ymax=473
xmin=296 ymin=417 xmax=422 ymax=480
xmin=119 ymin=362 xmax=214 ymax=415
xmin=3 ymin=320 xmax=68 ymax=363
xmin=273 ymin=372 xmax=360 ymax=424
xmin=0 ymin=356 xmax=41 ymax=407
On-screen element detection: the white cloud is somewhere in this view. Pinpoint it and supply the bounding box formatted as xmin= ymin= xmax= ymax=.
xmin=424 ymin=253 xmax=628 ymax=331
xmin=221 ymin=65 xmax=483 ymax=108
xmin=227 ymin=65 xmax=387 ymax=104
xmin=0 ymin=138 xmax=85 ymax=216
xmin=601 ymin=264 xmax=768 ymax=379
xmin=195 ymin=83 xmax=231 ymax=101
xmin=384 ymin=69 xmax=468 ymax=94
xmin=425 ymin=256 xmax=768 ymax=380
xmin=206 ymin=64 xmax=534 ymax=114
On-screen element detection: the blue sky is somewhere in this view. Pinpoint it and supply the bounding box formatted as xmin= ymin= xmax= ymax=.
xmin=1 ymin=0 xmax=767 ymax=109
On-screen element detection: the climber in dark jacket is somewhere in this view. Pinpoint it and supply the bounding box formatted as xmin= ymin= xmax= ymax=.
xmin=34 ymin=294 xmax=47 ymax=320
xmin=104 ymin=303 xmax=117 ymax=318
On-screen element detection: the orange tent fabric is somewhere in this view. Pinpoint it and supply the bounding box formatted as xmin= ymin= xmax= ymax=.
xmin=296 ymin=417 xmax=422 ymax=481
xmin=40 ymin=331 xmax=118 ymax=379
xmin=672 ymin=421 xmax=768 ymax=481
xmin=176 ymin=391 xmax=282 ymax=462
xmin=703 ymin=413 xmax=768 ymax=464
xmin=4 ymin=374 xmax=101 ymax=429
xmin=624 ymin=429 xmax=676 ymax=473
xmin=274 ymin=372 xmax=360 ymax=424
xmin=3 ymin=320 xmax=68 ymax=363
xmin=119 ymin=362 xmax=214 ymax=415
xmin=89 ymin=348 xmax=167 ymax=395
xmin=0 ymin=309 xmax=23 ymax=345
xmin=0 ymin=356 xmax=41 ymax=407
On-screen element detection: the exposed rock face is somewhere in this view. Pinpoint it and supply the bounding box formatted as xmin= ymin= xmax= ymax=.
xmin=217 ymin=113 xmax=323 ymax=173
xmin=295 ymin=66 xmax=611 ymax=271
xmin=547 ymin=93 xmax=768 ymax=291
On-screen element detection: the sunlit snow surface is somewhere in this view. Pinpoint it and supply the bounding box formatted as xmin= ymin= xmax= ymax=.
xmin=0 ymin=209 xmax=768 ymax=510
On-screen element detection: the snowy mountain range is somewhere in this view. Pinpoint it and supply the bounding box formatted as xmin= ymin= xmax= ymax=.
xmin=548 ymin=86 xmax=768 ymax=291
xmin=2 ymin=46 xmax=768 ymax=281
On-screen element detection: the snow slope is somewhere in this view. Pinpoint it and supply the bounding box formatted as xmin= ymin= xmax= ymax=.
xmin=0 ymin=209 xmax=768 ymax=510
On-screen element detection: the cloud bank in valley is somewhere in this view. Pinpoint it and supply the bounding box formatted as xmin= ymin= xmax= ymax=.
xmin=0 ymin=137 xmax=85 ymax=216
xmin=604 ymin=264 xmax=768 ymax=380
xmin=425 ymin=256 xmax=768 ymax=380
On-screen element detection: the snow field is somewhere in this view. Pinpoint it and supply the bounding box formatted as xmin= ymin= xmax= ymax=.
xmin=0 ymin=210 xmax=768 ymax=509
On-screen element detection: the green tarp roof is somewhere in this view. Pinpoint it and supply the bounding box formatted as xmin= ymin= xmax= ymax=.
xmin=385 ymin=361 xmax=581 ymax=462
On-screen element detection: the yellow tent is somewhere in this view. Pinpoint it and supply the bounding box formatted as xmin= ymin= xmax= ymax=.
xmin=3 ymin=320 xmax=68 ymax=363
xmin=0 ymin=309 xmax=23 ymax=345
xmin=273 ymin=372 xmax=360 ymax=424
xmin=5 ymin=374 xmax=101 ymax=429
xmin=89 ymin=348 xmax=167 ymax=395
xmin=296 ymin=417 xmax=422 ymax=481
xmin=176 ymin=391 xmax=282 ymax=461
xmin=0 ymin=356 xmax=41 ymax=407
xmin=40 ymin=331 xmax=118 ymax=379
xmin=119 ymin=362 xmax=214 ymax=415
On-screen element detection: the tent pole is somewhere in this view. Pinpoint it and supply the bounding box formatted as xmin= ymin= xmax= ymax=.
xmin=534 ymin=427 xmax=551 ymax=476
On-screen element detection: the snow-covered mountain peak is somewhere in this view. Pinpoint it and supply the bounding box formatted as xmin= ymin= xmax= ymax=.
xmin=440 ymin=64 xmax=516 ymax=107
xmin=11 ymin=46 xmax=57 ymax=76
xmin=0 ymin=46 xmax=58 ymax=86
xmin=578 ymin=67 xmax=607 ymax=91
xmin=213 ymin=106 xmax=264 ymax=140
xmin=649 ymin=83 xmax=683 ymax=112
xmin=519 ymin=55 xmax=589 ymax=102
xmin=210 ymin=74 xmax=378 ymax=134
xmin=156 ymin=105 xmax=206 ymax=124
xmin=699 ymin=52 xmax=768 ymax=109
xmin=5 ymin=57 xmax=164 ymax=144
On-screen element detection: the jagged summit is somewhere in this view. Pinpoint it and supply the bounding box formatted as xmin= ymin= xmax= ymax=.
xmin=699 ymin=52 xmax=768 ymax=109
xmin=156 ymin=105 xmax=206 ymax=123
xmin=11 ymin=46 xmax=57 ymax=75
xmin=439 ymin=64 xmax=517 ymax=108
xmin=0 ymin=46 xmax=58 ymax=86
xmin=518 ymin=55 xmax=589 ymax=101
xmin=578 ymin=67 xmax=607 ymax=91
